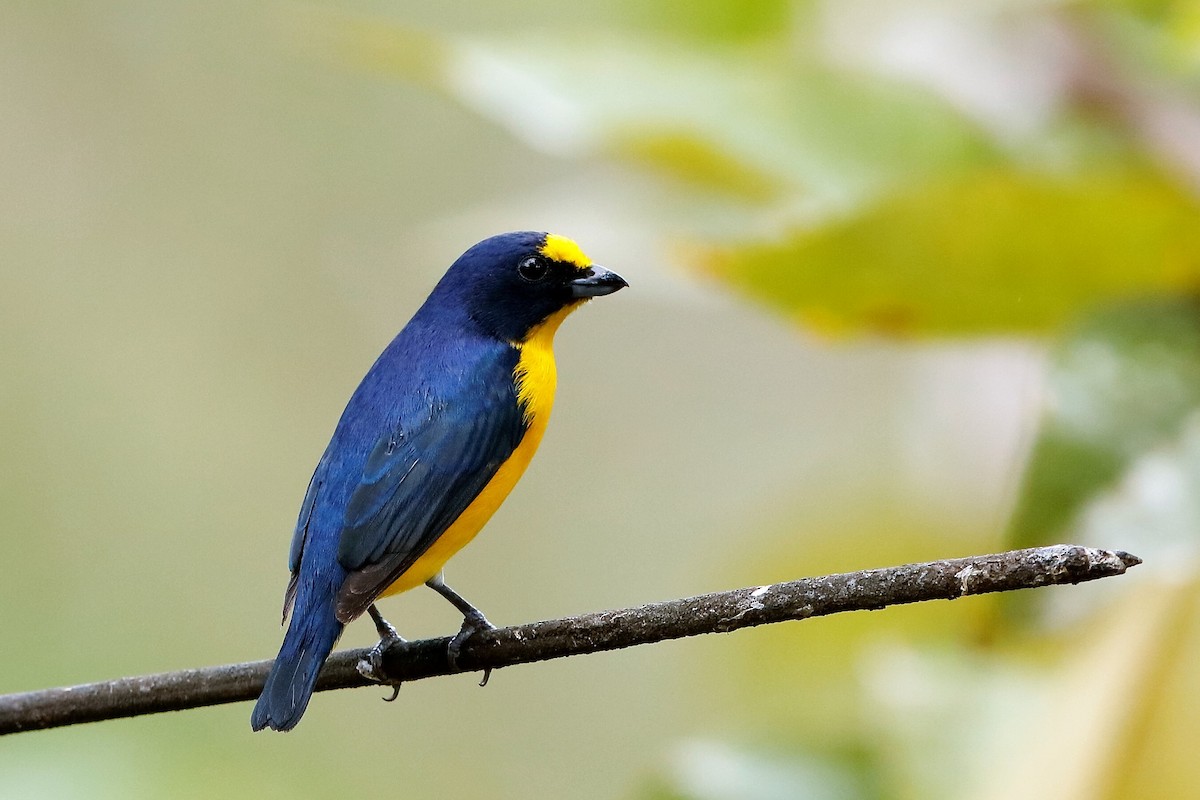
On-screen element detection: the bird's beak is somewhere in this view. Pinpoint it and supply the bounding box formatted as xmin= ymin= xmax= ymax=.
xmin=570 ymin=266 xmax=629 ymax=298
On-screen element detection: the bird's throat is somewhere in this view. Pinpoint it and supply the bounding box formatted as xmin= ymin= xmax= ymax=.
xmin=514 ymin=301 xmax=581 ymax=425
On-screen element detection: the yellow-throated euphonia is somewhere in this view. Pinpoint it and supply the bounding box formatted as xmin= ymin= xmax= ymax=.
xmin=251 ymin=232 xmax=626 ymax=731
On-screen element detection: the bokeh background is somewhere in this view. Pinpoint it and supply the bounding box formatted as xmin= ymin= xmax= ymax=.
xmin=3 ymin=1 xmax=1198 ymax=798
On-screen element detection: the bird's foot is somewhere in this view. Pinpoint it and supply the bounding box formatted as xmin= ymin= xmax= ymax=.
xmin=425 ymin=574 xmax=495 ymax=685
xmin=447 ymin=609 xmax=496 ymax=686
xmin=357 ymin=633 xmax=405 ymax=684
xmin=357 ymin=604 xmax=406 ymax=695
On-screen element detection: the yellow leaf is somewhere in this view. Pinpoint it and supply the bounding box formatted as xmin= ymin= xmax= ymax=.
xmin=699 ymin=170 xmax=1200 ymax=336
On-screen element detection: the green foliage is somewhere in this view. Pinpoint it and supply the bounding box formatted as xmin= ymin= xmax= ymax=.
xmin=704 ymin=171 xmax=1200 ymax=335
xmin=1009 ymin=299 xmax=1200 ymax=548
xmin=326 ymin=24 xmax=995 ymax=208
xmin=615 ymin=0 xmax=796 ymax=42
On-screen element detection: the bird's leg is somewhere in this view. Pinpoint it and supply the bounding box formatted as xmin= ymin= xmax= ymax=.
xmin=357 ymin=604 xmax=406 ymax=699
xmin=425 ymin=572 xmax=496 ymax=685
xmin=368 ymin=603 xmax=402 ymax=643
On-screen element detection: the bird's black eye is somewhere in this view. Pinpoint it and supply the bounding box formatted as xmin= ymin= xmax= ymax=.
xmin=517 ymin=256 xmax=550 ymax=283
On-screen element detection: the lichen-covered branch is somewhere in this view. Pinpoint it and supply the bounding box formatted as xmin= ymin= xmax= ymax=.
xmin=0 ymin=544 xmax=1140 ymax=735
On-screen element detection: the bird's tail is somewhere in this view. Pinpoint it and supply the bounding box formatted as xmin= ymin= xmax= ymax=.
xmin=251 ymin=598 xmax=343 ymax=732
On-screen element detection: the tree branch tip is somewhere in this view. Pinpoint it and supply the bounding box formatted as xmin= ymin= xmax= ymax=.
xmin=1077 ymin=546 xmax=1143 ymax=574
xmin=1113 ymin=550 xmax=1142 ymax=569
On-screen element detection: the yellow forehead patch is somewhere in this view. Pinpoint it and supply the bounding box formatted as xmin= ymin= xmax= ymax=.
xmin=540 ymin=234 xmax=592 ymax=268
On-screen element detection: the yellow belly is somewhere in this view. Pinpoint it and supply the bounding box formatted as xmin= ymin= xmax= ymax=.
xmin=378 ymin=303 xmax=577 ymax=595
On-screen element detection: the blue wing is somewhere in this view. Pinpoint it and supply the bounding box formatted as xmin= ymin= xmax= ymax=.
xmin=279 ymin=470 xmax=321 ymax=623
xmin=330 ymin=346 xmax=527 ymax=622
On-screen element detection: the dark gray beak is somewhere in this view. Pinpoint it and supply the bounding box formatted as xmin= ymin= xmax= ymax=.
xmin=570 ymin=266 xmax=629 ymax=298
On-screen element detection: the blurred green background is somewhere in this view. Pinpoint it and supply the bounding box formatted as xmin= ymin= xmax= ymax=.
xmin=2 ymin=1 xmax=1198 ymax=798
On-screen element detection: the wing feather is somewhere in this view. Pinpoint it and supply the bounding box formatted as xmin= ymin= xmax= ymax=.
xmin=332 ymin=351 xmax=527 ymax=621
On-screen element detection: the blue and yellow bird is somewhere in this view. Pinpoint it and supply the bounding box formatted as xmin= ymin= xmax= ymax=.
xmin=251 ymin=231 xmax=626 ymax=731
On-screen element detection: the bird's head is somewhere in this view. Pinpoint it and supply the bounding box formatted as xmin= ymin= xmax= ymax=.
xmin=431 ymin=231 xmax=628 ymax=343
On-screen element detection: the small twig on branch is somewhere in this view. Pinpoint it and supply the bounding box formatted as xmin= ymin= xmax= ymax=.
xmin=0 ymin=544 xmax=1140 ymax=736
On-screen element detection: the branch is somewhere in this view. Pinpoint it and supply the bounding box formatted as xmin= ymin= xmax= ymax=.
xmin=0 ymin=544 xmax=1140 ymax=735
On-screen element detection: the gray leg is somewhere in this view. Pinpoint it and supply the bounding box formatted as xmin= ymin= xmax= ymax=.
xmin=368 ymin=603 xmax=402 ymax=643
xmin=357 ymin=604 xmax=405 ymax=700
xmin=425 ymin=572 xmax=496 ymax=685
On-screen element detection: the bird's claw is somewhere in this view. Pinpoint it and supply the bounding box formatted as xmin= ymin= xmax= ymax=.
xmin=358 ymin=649 xmax=405 ymax=700
xmin=446 ymin=610 xmax=496 ymax=682
xmin=357 ymin=608 xmax=404 ymax=699
xmin=356 ymin=638 xmax=392 ymax=683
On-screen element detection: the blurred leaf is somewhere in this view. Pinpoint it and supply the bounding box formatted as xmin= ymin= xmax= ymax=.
xmin=319 ymin=20 xmax=996 ymax=207
xmin=1008 ymin=298 xmax=1200 ymax=548
xmin=698 ymin=170 xmax=1200 ymax=335
xmin=859 ymin=578 xmax=1189 ymax=800
xmin=1104 ymin=0 xmax=1188 ymax=23
xmin=615 ymin=0 xmax=797 ymax=43
xmin=609 ymin=130 xmax=787 ymax=202
xmin=1168 ymin=6 xmax=1200 ymax=73
xmin=644 ymin=739 xmax=870 ymax=800
xmin=988 ymin=420 xmax=1200 ymax=798
xmin=296 ymin=10 xmax=452 ymax=84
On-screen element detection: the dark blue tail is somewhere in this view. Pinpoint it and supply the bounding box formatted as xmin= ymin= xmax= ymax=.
xmin=251 ymin=600 xmax=343 ymax=732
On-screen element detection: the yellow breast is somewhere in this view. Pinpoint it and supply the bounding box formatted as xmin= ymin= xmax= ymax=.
xmin=380 ymin=303 xmax=579 ymax=594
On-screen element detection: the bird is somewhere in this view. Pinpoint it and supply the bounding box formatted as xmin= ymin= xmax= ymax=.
xmin=250 ymin=231 xmax=627 ymax=731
